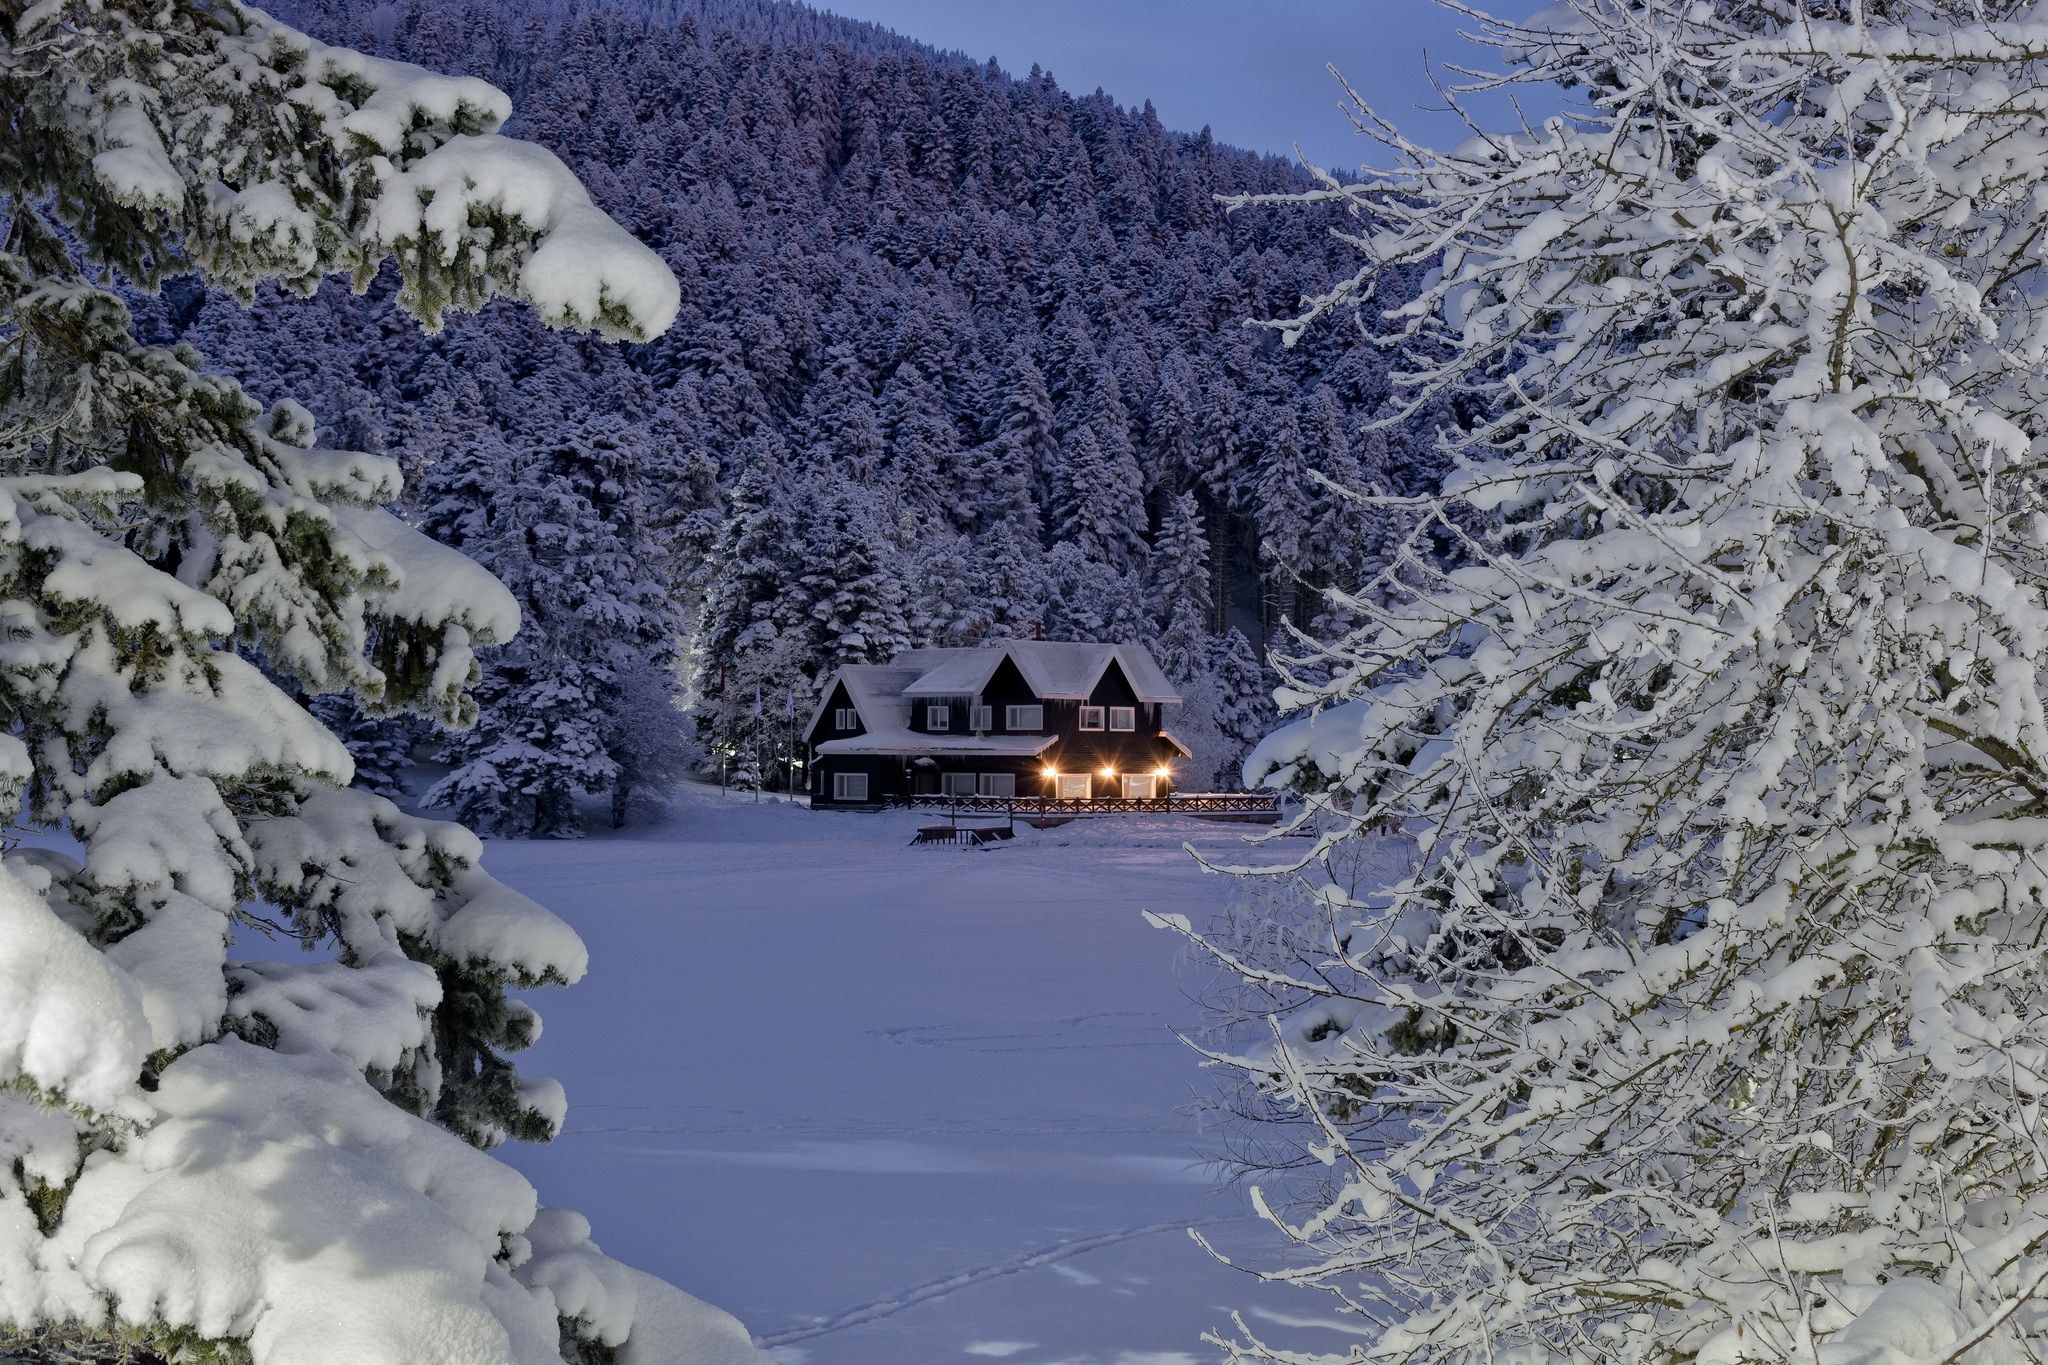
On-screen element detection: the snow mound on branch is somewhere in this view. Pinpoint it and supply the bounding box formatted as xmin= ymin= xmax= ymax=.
xmin=62 ymin=1038 xmax=548 ymax=1363
xmin=518 ymin=1209 xmax=767 ymax=1365
xmin=1696 ymin=1279 xmax=1976 ymax=1364
xmin=331 ymin=504 xmax=520 ymax=643
xmin=1243 ymin=698 xmax=1371 ymax=789
xmin=228 ymin=952 xmax=441 ymax=1072
xmin=52 ymin=1038 xmax=767 ymax=1365
xmin=102 ymin=894 xmax=231 ymax=1054
xmin=440 ymin=869 xmax=590 ymax=985
xmin=364 ymin=133 xmax=680 ymax=339
xmin=0 ymin=863 xmax=150 ymax=1116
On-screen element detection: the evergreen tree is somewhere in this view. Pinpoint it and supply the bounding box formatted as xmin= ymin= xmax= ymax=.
xmin=191 ymin=0 xmax=1436 ymax=756
xmin=1203 ymin=627 xmax=1272 ymax=791
xmin=804 ymin=487 xmax=912 ymax=676
xmin=0 ymin=4 xmax=758 ymax=1361
xmin=1149 ymin=491 xmax=1215 ymax=683
xmin=1042 ymin=542 xmax=1146 ymax=645
xmin=423 ymin=416 xmax=686 ymax=837
xmin=1049 ymin=429 xmax=1148 ymax=575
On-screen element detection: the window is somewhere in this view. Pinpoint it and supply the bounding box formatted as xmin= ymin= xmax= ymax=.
xmin=1109 ymin=706 xmax=1136 ymax=731
xmin=978 ymin=773 xmax=1016 ymax=797
xmin=928 ymin=704 xmax=950 ymax=731
xmin=971 ymin=705 xmax=993 ymax=731
xmin=1006 ymin=704 xmax=1043 ymax=731
xmin=941 ymin=772 xmax=977 ymax=797
xmin=831 ymin=772 xmax=869 ymax=802
xmin=834 ymin=707 xmax=858 ymax=730
xmin=1121 ymin=773 xmax=1156 ymax=800
xmin=1079 ymin=705 xmax=1105 ymax=731
xmin=1057 ymin=773 xmax=1093 ymax=800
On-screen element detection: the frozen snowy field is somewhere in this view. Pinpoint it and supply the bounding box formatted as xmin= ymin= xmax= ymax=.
xmin=483 ymin=785 xmax=1344 ymax=1364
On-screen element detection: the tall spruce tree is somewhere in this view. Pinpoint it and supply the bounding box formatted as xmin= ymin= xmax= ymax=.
xmin=0 ymin=4 xmax=761 ymax=1361
xmin=424 ymin=414 xmax=687 ymax=837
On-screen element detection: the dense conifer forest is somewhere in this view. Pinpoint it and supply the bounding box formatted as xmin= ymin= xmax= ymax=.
xmin=141 ymin=0 xmax=1440 ymax=825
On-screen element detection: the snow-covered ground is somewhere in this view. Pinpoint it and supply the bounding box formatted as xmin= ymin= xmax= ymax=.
xmin=485 ymin=784 xmax=1350 ymax=1364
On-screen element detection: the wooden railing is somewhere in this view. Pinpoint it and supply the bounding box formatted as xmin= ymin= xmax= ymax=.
xmin=899 ymin=792 xmax=1278 ymax=818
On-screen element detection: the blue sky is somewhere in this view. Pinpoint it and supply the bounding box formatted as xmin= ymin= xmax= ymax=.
xmin=814 ymin=1 xmax=1548 ymax=169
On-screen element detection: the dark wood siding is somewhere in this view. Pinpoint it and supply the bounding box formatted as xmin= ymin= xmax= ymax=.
xmin=811 ymin=753 xmax=905 ymax=807
xmin=806 ymin=680 xmax=864 ymax=749
xmin=1037 ymin=661 xmax=1182 ymax=795
xmin=979 ymin=657 xmax=1043 ymax=736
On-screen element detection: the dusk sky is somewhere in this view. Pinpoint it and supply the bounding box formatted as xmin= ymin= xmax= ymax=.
xmin=814 ymin=1 xmax=1551 ymax=170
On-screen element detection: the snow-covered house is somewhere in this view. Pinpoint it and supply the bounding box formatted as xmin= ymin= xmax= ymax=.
xmin=806 ymin=641 xmax=1189 ymax=807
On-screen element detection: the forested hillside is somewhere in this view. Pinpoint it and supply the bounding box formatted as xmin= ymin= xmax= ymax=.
xmin=143 ymin=0 xmax=1436 ymax=819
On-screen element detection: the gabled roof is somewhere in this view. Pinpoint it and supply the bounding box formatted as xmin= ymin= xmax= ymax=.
xmin=897 ymin=640 xmax=1181 ymax=705
xmin=802 ymin=664 xmax=921 ymax=742
xmin=894 ymin=648 xmax=1004 ymax=698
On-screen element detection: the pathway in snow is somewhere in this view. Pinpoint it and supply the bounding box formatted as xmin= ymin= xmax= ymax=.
xmin=488 ymin=786 xmax=1354 ymax=1364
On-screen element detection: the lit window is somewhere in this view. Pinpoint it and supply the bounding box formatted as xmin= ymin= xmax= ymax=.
xmin=834 ymin=707 xmax=858 ymax=730
xmin=1108 ymin=706 xmax=1135 ymax=731
xmin=928 ymin=704 xmax=950 ymax=731
xmin=1121 ymin=773 xmax=1156 ymax=799
xmin=1079 ymin=706 xmax=1105 ymax=731
xmin=978 ymin=773 xmax=1016 ymax=797
xmin=1057 ymin=773 xmax=1093 ymax=800
xmin=832 ymin=772 xmax=869 ymax=801
xmin=1006 ymin=704 xmax=1043 ymax=731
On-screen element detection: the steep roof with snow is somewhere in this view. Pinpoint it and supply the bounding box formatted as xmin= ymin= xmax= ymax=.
xmin=807 ymin=640 xmax=1181 ymax=756
xmin=802 ymin=664 xmax=921 ymax=742
xmin=897 ymin=640 xmax=1180 ymax=704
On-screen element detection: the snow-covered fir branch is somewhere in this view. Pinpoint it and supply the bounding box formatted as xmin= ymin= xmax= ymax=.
xmin=0 ymin=2 xmax=758 ymax=1360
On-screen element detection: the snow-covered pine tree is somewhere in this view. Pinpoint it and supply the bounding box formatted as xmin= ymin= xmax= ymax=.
xmin=1049 ymin=428 xmax=1148 ymax=576
xmin=804 ymin=485 xmax=911 ymax=675
xmin=1199 ymin=627 xmax=1270 ymax=792
xmin=425 ymin=413 xmax=686 ymax=837
xmin=0 ymin=4 xmax=759 ymax=1361
xmin=994 ymin=346 xmax=1061 ymax=510
xmin=1170 ymin=3 xmax=2048 ymax=1361
xmin=1150 ymin=491 xmax=1216 ymax=678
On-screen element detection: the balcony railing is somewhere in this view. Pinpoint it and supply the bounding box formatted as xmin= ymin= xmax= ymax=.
xmin=898 ymin=792 xmax=1278 ymax=818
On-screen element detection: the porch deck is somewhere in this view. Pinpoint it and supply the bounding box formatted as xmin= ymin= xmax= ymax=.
xmin=898 ymin=792 xmax=1279 ymax=822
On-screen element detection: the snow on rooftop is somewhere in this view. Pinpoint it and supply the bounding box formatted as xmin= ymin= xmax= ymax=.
xmin=896 ymin=641 xmax=1181 ymax=704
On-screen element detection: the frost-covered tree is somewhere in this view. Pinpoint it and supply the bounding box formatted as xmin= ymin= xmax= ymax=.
xmin=1171 ymin=3 xmax=2048 ymax=1361
xmin=1200 ymin=627 xmax=1271 ymax=792
xmin=804 ymin=486 xmax=911 ymax=674
xmin=1150 ymin=490 xmax=1216 ymax=683
xmin=423 ymin=415 xmax=687 ymax=837
xmin=0 ymin=3 xmax=761 ymax=1362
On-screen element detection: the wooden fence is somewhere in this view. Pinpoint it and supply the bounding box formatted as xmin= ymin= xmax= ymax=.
xmin=899 ymin=792 xmax=1279 ymax=819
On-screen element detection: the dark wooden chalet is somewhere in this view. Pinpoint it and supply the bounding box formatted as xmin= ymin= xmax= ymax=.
xmin=805 ymin=641 xmax=1190 ymax=807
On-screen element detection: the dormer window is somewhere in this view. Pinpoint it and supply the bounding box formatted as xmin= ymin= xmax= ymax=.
xmin=1109 ymin=706 xmax=1135 ymax=731
xmin=1079 ymin=706 xmax=1105 ymax=731
xmin=928 ymin=704 xmax=950 ymax=732
xmin=971 ymin=704 xmax=993 ymax=731
xmin=1006 ymin=704 xmax=1042 ymax=731
xmin=834 ymin=707 xmax=858 ymax=730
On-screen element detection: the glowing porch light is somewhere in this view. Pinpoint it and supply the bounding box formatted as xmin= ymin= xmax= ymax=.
xmin=1153 ymin=766 xmax=1171 ymax=779
xmin=1100 ymin=766 xmax=1116 ymax=778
